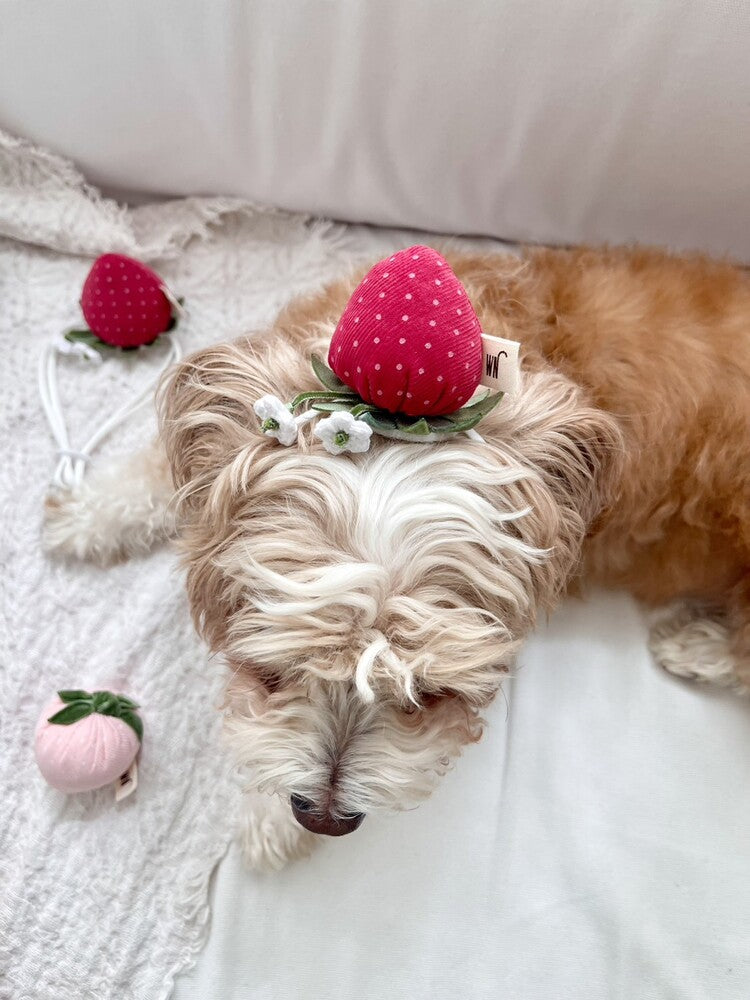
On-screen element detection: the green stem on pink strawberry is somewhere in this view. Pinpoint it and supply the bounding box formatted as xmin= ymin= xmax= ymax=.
xmin=47 ymin=689 xmax=143 ymax=742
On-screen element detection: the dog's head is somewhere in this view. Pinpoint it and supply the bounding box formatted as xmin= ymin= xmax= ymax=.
xmin=160 ymin=292 xmax=620 ymax=836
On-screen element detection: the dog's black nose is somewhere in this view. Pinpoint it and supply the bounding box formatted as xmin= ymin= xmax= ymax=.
xmin=290 ymin=794 xmax=365 ymax=836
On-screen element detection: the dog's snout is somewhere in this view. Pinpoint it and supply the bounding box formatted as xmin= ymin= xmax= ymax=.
xmin=290 ymin=794 xmax=365 ymax=836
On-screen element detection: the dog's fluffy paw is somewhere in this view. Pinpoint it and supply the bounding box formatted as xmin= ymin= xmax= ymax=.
xmin=239 ymin=792 xmax=319 ymax=873
xmin=648 ymin=601 xmax=742 ymax=688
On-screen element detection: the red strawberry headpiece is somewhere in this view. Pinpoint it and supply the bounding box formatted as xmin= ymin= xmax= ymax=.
xmin=253 ymin=246 xmax=507 ymax=453
xmin=40 ymin=255 xmax=185 ymax=493
xmin=66 ymin=253 xmax=183 ymax=353
xmin=328 ymin=245 xmax=482 ymax=416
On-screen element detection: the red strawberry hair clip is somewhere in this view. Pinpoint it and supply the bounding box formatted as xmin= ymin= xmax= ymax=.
xmin=254 ymin=245 xmax=506 ymax=454
xmin=39 ymin=254 xmax=184 ymax=491
xmin=68 ymin=253 xmax=183 ymax=353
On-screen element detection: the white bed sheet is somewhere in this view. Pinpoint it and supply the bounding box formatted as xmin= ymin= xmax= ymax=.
xmin=175 ymin=590 xmax=750 ymax=1000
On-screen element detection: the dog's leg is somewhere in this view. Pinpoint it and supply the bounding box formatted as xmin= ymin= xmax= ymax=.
xmin=239 ymin=790 xmax=319 ymax=873
xmin=43 ymin=442 xmax=176 ymax=565
xmin=648 ymin=600 xmax=743 ymax=689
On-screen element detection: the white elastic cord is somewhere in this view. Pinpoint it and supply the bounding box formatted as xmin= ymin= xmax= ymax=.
xmin=465 ymin=429 xmax=485 ymax=443
xmin=38 ymin=335 xmax=182 ymax=491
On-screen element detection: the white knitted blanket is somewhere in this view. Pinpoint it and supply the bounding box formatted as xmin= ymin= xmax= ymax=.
xmin=0 ymin=130 xmax=401 ymax=1000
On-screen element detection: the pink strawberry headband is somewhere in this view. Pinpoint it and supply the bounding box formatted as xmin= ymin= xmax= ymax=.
xmin=254 ymin=245 xmax=519 ymax=453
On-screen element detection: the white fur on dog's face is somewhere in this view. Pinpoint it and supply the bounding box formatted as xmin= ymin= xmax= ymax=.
xmin=162 ymin=333 xmax=618 ymax=820
xmin=217 ymin=444 xmax=547 ymax=816
xmin=224 ymin=675 xmax=479 ymax=816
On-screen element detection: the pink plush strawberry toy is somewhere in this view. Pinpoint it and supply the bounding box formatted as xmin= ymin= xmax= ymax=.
xmin=67 ymin=253 xmax=182 ymax=352
xmin=253 ymin=245 xmax=511 ymax=452
xmin=35 ymin=690 xmax=143 ymax=797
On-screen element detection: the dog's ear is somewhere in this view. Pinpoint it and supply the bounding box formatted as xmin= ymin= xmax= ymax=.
xmin=489 ymin=367 xmax=623 ymax=525
xmin=477 ymin=367 xmax=623 ymax=607
xmin=521 ymin=371 xmax=623 ymax=528
xmin=158 ymin=334 xmax=315 ymax=514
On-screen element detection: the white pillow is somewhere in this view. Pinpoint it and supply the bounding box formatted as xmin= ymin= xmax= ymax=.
xmin=1 ymin=0 xmax=747 ymax=260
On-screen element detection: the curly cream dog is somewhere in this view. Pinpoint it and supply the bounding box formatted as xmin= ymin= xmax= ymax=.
xmin=46 ymin=245 xmax=750 ymax=870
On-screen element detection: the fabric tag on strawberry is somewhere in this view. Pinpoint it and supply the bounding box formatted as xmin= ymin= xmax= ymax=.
xmin=115 ymin=758 xmax=138 ymax=801
xmin=480 ymin=334 xmax=521 ymax=394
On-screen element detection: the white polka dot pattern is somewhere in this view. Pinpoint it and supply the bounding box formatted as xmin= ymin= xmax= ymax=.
xmin=328 ymin=245 xmax=482 ymax=416
xmin=80 ymin=253 xmax=174 ymax=348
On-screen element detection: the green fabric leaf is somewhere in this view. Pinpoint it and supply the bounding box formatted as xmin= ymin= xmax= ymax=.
xmin=450 ymin=391 xmax=505 ymax=422
xmin=299 ymin=383 xmax=505 ymax=441
xmin=289 ymin=389 xmax=358 ymax=410
xmin=48 ymin=703 xmax=95 ymax=726
xmin=311 ymin=354 xmax=350 ymax=392
xmin=359 ymin=411 xmax=399 ymax=432
xmin=421 ymin=417 xmax=456 ymax=431
xmin=91 ymin=690 xmax=121 ymax=715
xmin=397 ymin=417 xmax=432 ymax=435
xmin=311 ymin=401 xmax=354 ymax=413
xmin=64 ymin=329 xmax=97 ymax=343
xmin=115 ymin=695 xmax=139 ymax=711
xmin=95 ymin=703 xmax=121 ymax=717
xmin=435 ymin=414 xmax=482 ymax=433
xmin=57 ymin=689 xmax=91 ymax=703
xmin=119 ymin=710 xmax=144 ymax=743
xmin=64 ymin=329 xmax=114 ymax=354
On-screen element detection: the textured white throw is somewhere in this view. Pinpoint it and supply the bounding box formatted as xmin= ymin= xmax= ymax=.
xmin=0 ymin=130 xmax=397 ymax=1000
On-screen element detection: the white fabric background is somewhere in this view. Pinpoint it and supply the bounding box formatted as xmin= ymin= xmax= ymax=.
xmin=175 ymin=592 xmax=750 ymax=1000
xmin=1 ymin=0 xmax=749 ymax=260
xmin=0 ymin=134 xmax=413 ymax=999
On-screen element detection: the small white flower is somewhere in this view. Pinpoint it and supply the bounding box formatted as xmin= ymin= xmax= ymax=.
xmin=253 ymin=394 xmax=297 ymax=445
xmin=314 ymin=411 xmax=373 ymax=455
